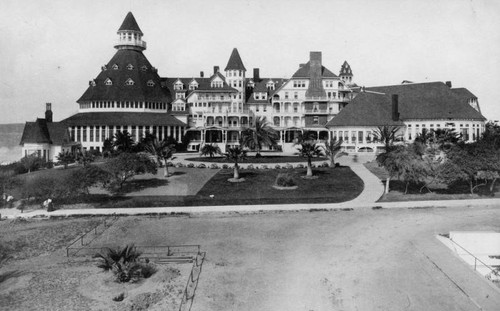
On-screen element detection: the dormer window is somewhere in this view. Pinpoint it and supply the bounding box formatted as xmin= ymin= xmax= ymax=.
xmin=89 ymin=80 xmax=96 ymax=86
xmin=174 ymin=81 xmax=183 ymax=91
xmin=101 ymin=65 xmax=107 ymax=71
xmin=112 ymin=64 xmax=119 ymax=70
xmin=141 ymin=65 xmax=148 ymax=71
xmin=176 ymin=93 xmax=185 ymax=99
xmin=147 ymin=80 xmax=155 ymax=87
xmin=104 ymin=78 xmax=112 ymax=86
xmin=189 ymin=81 xmax=198 ymax=90
xmin=247 ymin=81 xmax=255 ymax=89
xmin=125 ymin=78 xmax=135 ymax=86
xmin=211 ymin=81 xmax=223 ymax=88
xmin=127 ymin=64 xmax=134 ymax=70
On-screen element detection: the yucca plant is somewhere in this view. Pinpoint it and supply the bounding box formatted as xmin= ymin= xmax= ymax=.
xmin=94 ymin=244 xmax=145 ymax=283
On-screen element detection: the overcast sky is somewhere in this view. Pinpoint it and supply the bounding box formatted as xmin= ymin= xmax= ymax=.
xmin=1 ymin=0 xmax=499 ymax=124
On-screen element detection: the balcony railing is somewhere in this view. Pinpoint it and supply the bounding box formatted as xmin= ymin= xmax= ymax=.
xmin=304 ymin=109 xmax=329 ymax=114
xmin=115 ymin=39 xmax=147 ymax=49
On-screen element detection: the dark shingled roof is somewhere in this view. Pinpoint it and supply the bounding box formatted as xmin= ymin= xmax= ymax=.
xmin=326 ymin=93 xmax=404 ymax=127
xmin=451 ymin=87 xmax=477 ymax=99
xmin=326 ymin=82 xmax=485 ymax=128
xmin=340 ymin=61 xmax=353 ymax=76
xmin=78 ymin=49 xmax=171 ymax=103
xmin=62 ymin=112 xmax=186 ymax=127
xmin=224 ymin=48 xmax=246 ymax=71
xmin=161 ymin=77 xmax=237 ymax=96
xmin=245 ymin=78 xmax=286 ymax=104
xmin=366 ymin=82 xmax=485 ymax=121
xmin=118 ymin=12 xmax=143 ymax=34
xmin=292 ymin=61 xmax=338 ymax=78
xmin=20 ymin=119 xmax=72 ymax=146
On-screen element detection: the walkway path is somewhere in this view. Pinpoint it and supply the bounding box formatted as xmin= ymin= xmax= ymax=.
xmin=2 ymin=153 xmax=500 ymax=219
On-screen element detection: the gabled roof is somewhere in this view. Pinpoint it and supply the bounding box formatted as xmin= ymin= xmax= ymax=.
xmin=118 ymin=12 xmax=143 ymax=34
xmin=161 ymin=77 xmax=237 ymax=95
xmin=20 ymin=119 xmax=72 ymax=146
xmin=292 ymin=61 xmax=338 ymax=78
xmin=245 ymin=77 xmax=286 ymax=103
xmin=224 ymin=48 xmax=246 ymax=71
xmin=326 ymin=93 xmax=404 ymax=127
xmin=78 ymin=49 xmax=171 ymax=103
xmin=62 ymin=112 xmax=186 ymax=127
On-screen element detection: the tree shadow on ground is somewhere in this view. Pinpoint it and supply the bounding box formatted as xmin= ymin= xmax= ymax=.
xmin=118 ymin=178 xmax=170 ymax=194
xmin=169 ymin=171 xmax=186 ymax=176
xmin=390 ymin=180 xmax=500 ymax=197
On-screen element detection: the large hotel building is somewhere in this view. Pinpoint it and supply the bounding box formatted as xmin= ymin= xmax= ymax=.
xmin=21 ymin=12 xmax=486 ymax=160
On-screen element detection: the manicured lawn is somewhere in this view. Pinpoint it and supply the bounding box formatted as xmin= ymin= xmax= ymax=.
xmin=98 ymin=167 xmax=364 ymax=207
xmin=185 ymin=156 xmax=328 ymax=164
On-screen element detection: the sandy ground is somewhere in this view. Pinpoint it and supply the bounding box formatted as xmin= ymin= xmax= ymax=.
xmin=2 ymin=207 xmax=500 ymax=310
xmin=86 ymin=206 xmax=500 ymax=311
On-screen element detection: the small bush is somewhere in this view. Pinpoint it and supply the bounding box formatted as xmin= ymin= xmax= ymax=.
xmin=321 ymin=162 xmax=329 ymax=168
xmin=113 ymin=293 xmax=125 ymax=302
xmin=274 ymin=173 xmax=296 ymax=187
xmin=274 ymin=164 xmax=281 ymax=169
xmin=176 ymin=162 xmax=184 ymax=168
xmin=197 ymin=163 xmax=206 ymax=168
xmin=296 ymin=163 xmax=304 ymax=169
xmin=285 ymin=164 xmax=293 ymax=169
xmin=247 ymin=164 xmax=254 ymax=170
xmin=254 ymin=165 xmax=259 ymax=169
xmin=140 ymin=263 xmax=157 ymax=279
xmin=222 ymin=164 xmax=229 ymax=169
xmin=187 ymin=163 xmax=195 ymax=168
xmin=261 ymin=165 xmax=268 ymax=169
xmin=167 ymin=162 xmax=174 ymax=167
xmin=210 ymin=163 xmax=219 ymax=169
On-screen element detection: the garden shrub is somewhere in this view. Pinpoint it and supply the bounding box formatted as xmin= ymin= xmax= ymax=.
xmin=167 ymin=162 xmax=174 ymax=167
xmin=93 ymin=244 xmax=155 ymax=283
xmin=274 ymin=173 xmax=296 ymax=187
xmin=296 ymin=163 xmax=304 ymax=169
xmin=247 ymin=164 xmax=254 ymax=170
xmin=285 ymin=163 xmax=293 ymax=169
xmin=187 ymin=163 xmax=195 ymax=168
xmin=261 ymin=165 xmax=268 ymax=169
xmin=197 ymin=163 xmax=206 ymax=168
xmin=176 ymin=162 xmax=184 ymax=168
xmin=322 ymin=162 xmax=329 ymax=168
xmin=222 ymin=164 xmax=229 ymax=169
xmin=274 ymin=164 xmax=281 ymax=169
xmin=254 ymin=165 xmax=259 ymax=169
xmin=210 ymin=164 xmax=219 ymax=169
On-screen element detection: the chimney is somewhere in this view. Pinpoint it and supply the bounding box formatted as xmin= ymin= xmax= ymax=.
xmin=45 ymin=103 xmax=53 ymax=123
xmin=305 ymin=51 xmax=326 ymax=98
xmin=253 ymin=68 xmax=260 ymax=81
xmin=445 ymin=81 xmax=452 ymax=88
xmin=213 ymin=66 xmax=219 ymax=74
xmin=200 ymin=71 xmax=204 ymax=78
xmin=391 ymin=94 xmax=399 ymax=121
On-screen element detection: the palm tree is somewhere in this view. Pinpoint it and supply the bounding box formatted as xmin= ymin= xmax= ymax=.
xmin=323 ymin=137 xmax=346 ymax=167
xmin=93 ymin=244 xmax=143 ymax=283
xmin=241 ymin=116 xmax=279 ymax=157
xmin=373 ymin=125 xmax=402 ymax=194
xmin=225 ymin=146 xmax=247 ymax=180
xmin=144 ymin=139 xmax=176 ymax=177
xmin=200 ymin=144 xmax=221 ymax=158
xmin=296 ymin=140 xmax=324 ymax=177
xmin=113 ymin=130 xmax=135 ymax=152
xmin=373 ymin=125 xmax=402 ymax=152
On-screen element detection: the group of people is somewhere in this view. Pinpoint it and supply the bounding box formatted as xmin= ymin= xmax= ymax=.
xmin=1 ymin=194 xmax=54 ymax=212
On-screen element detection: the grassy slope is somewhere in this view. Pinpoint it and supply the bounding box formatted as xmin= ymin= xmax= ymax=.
xmin=185 ymin=156 xmax=328 ymax=164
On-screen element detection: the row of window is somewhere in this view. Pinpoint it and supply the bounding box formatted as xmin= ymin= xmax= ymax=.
xmin=100 ymin=78 xmax=155 ymax=87
xmin=71 ymin=125 xmax=184 ymax=143
xmin=80 ymin=101 xmax=167 ymax=110
xmin=103 ymin=64 xmax=149 ymax=71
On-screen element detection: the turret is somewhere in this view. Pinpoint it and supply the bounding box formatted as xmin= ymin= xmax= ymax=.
xmin=224 ymin=48 xmax=246 ymax=105
xmin=114 ymin=12 xmax=147 ymax=51
xmin=339 ymin=61 xmax=353 ymax=84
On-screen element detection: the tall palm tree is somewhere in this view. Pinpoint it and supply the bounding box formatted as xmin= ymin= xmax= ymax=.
xmin=225 ymin=146 xmax=247 ymax=180
xmin=144 ymin=139 xmax=176 ymax=177
xmin=113 ymin=130 xmax=135 ymax=152
xmin=373 ymin=125 xmax=402 ymax=194
xmin=296 ymin=140 xmax=324 ymax=177
xmin=241 ymin=116 xmax=280 ymax=157
xmin=200 ymin=144 xmax=221 ymax=158
xmin=324 ymin=137 xmax=346 ymax=167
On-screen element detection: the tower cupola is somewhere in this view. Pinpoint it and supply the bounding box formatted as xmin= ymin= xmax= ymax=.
xmin=114 ymin=12 xmax=147 ymax=51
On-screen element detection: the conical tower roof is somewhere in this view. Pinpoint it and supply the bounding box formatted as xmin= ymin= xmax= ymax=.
xmin=118 ymin=12 xmax=143 ymax=34
xmin=340 ymin=61 xmax=353 ymax=76
xmin=224 ymin=48 xmax=246 ymax=71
